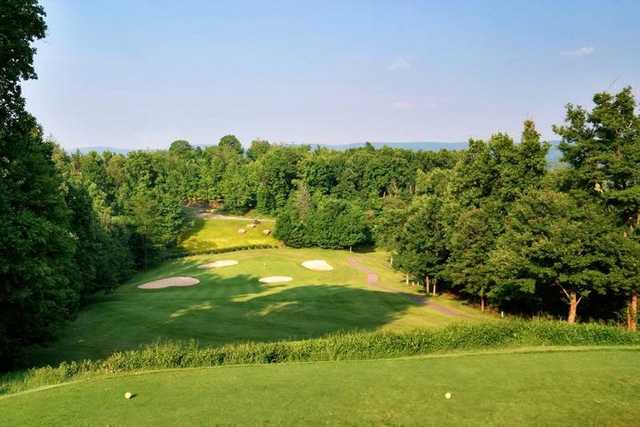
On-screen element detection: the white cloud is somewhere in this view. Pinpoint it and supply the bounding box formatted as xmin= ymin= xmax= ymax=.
xmin=388 ymin=57 xmax=412 ymax=71
xmin=560 ymin=47 xmax=595 ymax=57
xmin=391 ymin=101 xmax=415 ymax=110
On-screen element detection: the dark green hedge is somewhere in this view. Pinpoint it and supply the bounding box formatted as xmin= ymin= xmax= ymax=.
xmin=165 ymin=244 xmax=280 ymax=260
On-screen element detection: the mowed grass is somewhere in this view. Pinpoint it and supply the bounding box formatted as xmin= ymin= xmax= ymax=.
xmin=26 ymin=248 xmax=486 ymax=366
xmin=179 ymin=217 xmax=278 ymax=253
xmin=4 ymin=348 xmax=640 ymax=426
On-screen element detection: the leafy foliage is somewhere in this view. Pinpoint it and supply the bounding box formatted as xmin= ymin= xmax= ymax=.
xmin=491 ymin=191 xmax=618 ymax=321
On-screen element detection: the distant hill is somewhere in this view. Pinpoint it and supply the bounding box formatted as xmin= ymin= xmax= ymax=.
xmin=307 ymin=141 xmax=563 ymax=165
xmin=68 ymin=141 xmax=563 ymax=164
xmin=309 ymin=141 xmax=468 ymax=151
xmin=73 ymin=146 xmax=132 ymax=155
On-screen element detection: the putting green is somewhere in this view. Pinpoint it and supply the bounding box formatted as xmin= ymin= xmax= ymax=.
xmin=3 ymin=348 xmax=639 ymax=426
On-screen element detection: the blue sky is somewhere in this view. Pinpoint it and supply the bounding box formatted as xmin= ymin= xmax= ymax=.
xmin=24 ymin=0 xmax=640 ymax=150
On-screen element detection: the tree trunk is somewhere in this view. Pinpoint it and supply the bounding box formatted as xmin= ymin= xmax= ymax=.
xmin=425 ymin=275 xmax=430 ymax=294
xmin=405 ymin=273 xmax=409 ymax=285
xmin=567 ymin=291 xmax=579 ymax=324
xmin=480 ymin=295 xmax=485 ymax=312
xmin=627 ymin=290 xmax=638 ymax=331
xmin=432 ymin=279 xmax=437 ymax=296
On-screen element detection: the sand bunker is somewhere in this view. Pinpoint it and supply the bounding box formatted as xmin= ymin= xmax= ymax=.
xmin=199 ymin=260 xmax=239 ymax=269
xmin=138 ymin=276 xmax=200 ymax=289
xmin=259 ymin=276 xmax=293 ymax=284
xmin=302 ymin=260 xmax=334 ymax=271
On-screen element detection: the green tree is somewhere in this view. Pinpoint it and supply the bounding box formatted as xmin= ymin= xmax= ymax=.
xmin=218 ymin=134 xmax=243 ymax=154
xmin=490 ymin=190 xmax=616 ymax=323
xmin=453 ymin=122 xmax=548 ymax=209
xmin=0 ymin=0 xmax=82 ymax=365
xmin=444 ymin=122 xmax=548 ymax=308
xmin=169 ymin=139 xmax=193 ymax=156
xmin=220 ymin=162 xmax=256 ymax=212
xmin=246 ymin=139 xmax=271 ymax=160
xmin=415 ymin=167 xmax=453 ymax=197
xmin=255 ymin=146 xmax=305 ymax=213
xmin=309 ymin=197 xmax=369 ymax=249
xmin=126 ymin=187 xmax=187 ymax=269
xmin=446 ymin=207 xmax=500 ymax=311
xmin=372 ymin=197 xmax=409 ymax=254
xmin=274 ymin=185 xmax=313 ymax=247
xmin=554 ymin=87 xmax=640 ymax=329
xmin=395 ymin=197 xmax=449 ymax=294
xmin=301 ymin=150 xmax=343 ymax=195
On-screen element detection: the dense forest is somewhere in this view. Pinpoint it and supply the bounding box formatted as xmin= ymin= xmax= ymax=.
xmin=1 ymin=0 xmax=639 ymax=368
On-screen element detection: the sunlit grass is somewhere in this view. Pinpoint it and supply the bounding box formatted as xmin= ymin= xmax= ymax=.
xmin=26 ymin=248 xmax=488 ymax=366
xmin=4 ymin=349 xmax=640 ymax=426
xmin=179 ymin=217 xmax=278 ymax=253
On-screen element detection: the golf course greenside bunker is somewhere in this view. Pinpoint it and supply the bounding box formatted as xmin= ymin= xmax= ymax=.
xmin=259 ymin=276 xmax=293 ymax=284
xmin=302 ymin=260 xmax=334 ymax=271
xmin=137 ymin=277 xmax=200 ymax=289
xmin=199 ymin=260 xmax=239 ymax=269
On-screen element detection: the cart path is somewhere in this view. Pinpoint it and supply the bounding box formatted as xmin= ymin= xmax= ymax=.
xmin=192 ymin=208 xmax=275 ymax=222
xmin=346 ymin=256 xmax=475 ymax=319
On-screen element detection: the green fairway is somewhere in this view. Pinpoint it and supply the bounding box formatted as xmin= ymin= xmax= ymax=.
xmin=180 ymin=216 xmax=278 ymax=253
xmin=4 ymin=348 xmax=639 ymax=426
xmin=27 ymin=248 xmax=485 ymax=366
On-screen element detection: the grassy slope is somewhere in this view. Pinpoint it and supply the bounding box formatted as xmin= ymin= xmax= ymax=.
xmin=4 ymin=348 xmax=639 ymax=426
xmin=28 ymin=248 xmax=486 ymax=366
xmin=180 ymin=217 xmax=277 ymax=253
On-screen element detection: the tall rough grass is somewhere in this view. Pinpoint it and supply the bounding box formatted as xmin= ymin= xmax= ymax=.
xmin=2 ymin=320 xmax=639 ymax=396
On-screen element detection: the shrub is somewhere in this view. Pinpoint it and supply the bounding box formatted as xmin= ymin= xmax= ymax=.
xmin=166 ymin=244 xmax=279 ymax=259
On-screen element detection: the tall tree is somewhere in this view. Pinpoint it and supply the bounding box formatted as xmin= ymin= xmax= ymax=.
xmin=246 ymin=139 xmax=271 ymax=160
xmin=490 ymin=190 xmax=616 ymax=323
xmin=255 ymin=146 xmax=305 ymax=213
xmin=554 ymin=87 xmax=640 ymax=329
xmin=446 ymin=207 xmax=500 ymax=311
xmin=0 ymin=1 xmax=82 ymax=365
xmin=168 ymin=139 xmax=193 ymax=156
xmin=395 ymin=196 xmax=449 ymax=294
xmin=218 ymin=134 xmax=243 ymax=155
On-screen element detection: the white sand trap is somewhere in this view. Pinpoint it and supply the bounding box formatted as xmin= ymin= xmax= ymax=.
xmin=259 ymin=276 xmax=293 ymax=284
xmin=302 ymin=260 xmax=334 ymax=271
xmin=138 ymin=276 xmax=200 ymax=289
xmin=199 ymin=260 xmax=239 ymax=269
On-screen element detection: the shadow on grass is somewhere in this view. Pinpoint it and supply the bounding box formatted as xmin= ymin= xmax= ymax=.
xmin=25 ymin=263 xmax=417 ymax=367
xmin=176 ymin=217 xmax=207 ymax=249
xmin=351 ymin=243 xmax=376 ymax=254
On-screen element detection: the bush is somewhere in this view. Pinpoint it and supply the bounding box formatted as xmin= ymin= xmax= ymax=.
xmin=2 ymin=320 xmax=638 ymax=395
xmin=165 ymin=244 xmax=279 ymax=259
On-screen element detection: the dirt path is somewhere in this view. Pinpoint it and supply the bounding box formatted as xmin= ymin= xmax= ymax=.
xmin=346 ymin=257 xmax=474 ymax=319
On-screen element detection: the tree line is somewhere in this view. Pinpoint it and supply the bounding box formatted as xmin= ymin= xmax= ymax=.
xmin=382 ymin=104 xmax=639 ymax=330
